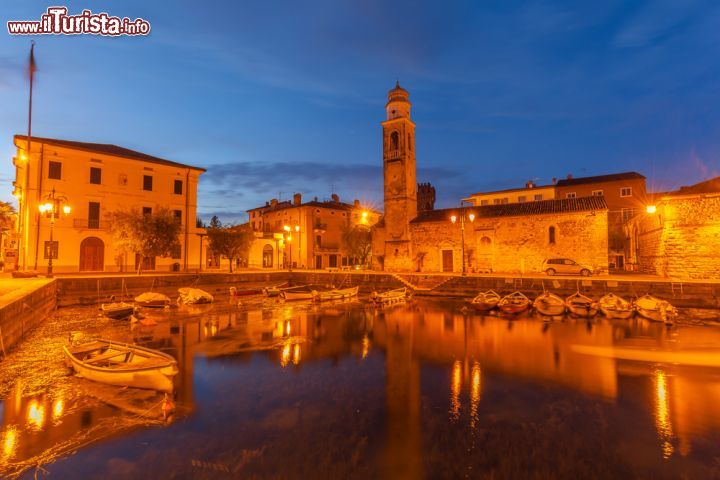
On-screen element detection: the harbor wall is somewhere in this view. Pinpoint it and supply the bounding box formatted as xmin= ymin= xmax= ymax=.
xmin=0 ymin=280 xmax=57 ymax=352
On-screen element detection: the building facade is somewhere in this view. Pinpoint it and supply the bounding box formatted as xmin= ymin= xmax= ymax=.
xmin=11 ymin=136 xmax=206 ymax=273
xmin=247 ymin=193 xmax=380 ymax=269
xmin=373 ymin=83 xmax=609 ymax=274
xmin=463 ymin=181 xmax=555 ymax=206
xmin=625 ymin=177 xmax=720 ymax=279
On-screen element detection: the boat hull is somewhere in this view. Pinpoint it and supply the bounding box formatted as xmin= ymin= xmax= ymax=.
xmin=533 ymin=294 xmax=565 ymax=316
xmin=315 ymin=286 xmax=359 ymax=302
xmin=101 ymin=303 xmax=135 ymax=319
xmin=373 ymin=288 xmax=407 ymax=304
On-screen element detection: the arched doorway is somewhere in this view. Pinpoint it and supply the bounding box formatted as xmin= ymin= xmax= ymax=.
xmin=262 ymin=245 xmax=274 ymax=268
xmin=79 ymin=237 xmax=104 ymax=271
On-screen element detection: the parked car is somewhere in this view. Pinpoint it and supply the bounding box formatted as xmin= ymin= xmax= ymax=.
xmin=542 ymin=258 xmax=593 ymax=276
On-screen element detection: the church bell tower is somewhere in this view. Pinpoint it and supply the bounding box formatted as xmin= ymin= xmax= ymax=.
xmin=382 ymin=82 xmax=417 ymax=271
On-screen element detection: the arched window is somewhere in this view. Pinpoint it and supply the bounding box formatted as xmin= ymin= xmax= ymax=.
xmin=390 ymin=131 xmax=399 ymax=150
xmin=549 ymin=226 xmax=556 ymax=245
xmin=480 ymin=236 xmax=492 ymax=251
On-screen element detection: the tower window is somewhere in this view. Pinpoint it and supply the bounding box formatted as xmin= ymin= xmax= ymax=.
xmin=390 ymin=131 xmax=399 ymax=150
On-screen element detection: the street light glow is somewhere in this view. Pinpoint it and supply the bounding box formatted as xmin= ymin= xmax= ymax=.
xmin=468 ymin=213 xmax=475 ymax=222
xmin=450 ymin=215 xmax=457 ymax=224
xmin=63 ymin=205 xmax=72 ymax=215
xmin=646 ymin=205 xmax=657 ymax=214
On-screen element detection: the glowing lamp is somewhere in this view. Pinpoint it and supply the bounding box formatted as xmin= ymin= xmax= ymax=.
xmin=361 ymin=211 xmax=368 ymax=219
xmin=283 ymin=225 xmax=290 ymax=232
xmin=646 ymin=205 xmax=657 ymax=214
xmin=450 ymin=215 xmax=457 ymax=224
xmin=468 ymin=213 xmax=476 ymax=222
xmin=286 ymin=235 xmax=292 ymax=242
xmin=62 ymin=205 xmax=71 ymax=215
xmin=294 ymin=225 xmax=300 ymax=232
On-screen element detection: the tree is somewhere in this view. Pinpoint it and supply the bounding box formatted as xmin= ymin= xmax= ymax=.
xmin=108 ymin=208 xmax=182 ymax=274
xmin=207 ymin=222 xmax=253 ymax=272
xmin=342 ymin=223 xmax=372 ymax=267
xmin=0 ymin=202 xmax=16 ymax=269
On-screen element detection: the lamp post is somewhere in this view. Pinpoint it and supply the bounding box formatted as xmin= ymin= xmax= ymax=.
xmin=283 ymin=225 xmax=299 ymax=272
xmin=38 ymin=187 xmax=71 ymax=278
xmin=450 ymin=201 xmax=475 ymax=276
xmin=295 ymin=225 xmax=301 ymax=268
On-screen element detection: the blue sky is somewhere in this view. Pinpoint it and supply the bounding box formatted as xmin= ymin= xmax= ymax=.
xmin=2 ymin=0 xmax=720 ymax=223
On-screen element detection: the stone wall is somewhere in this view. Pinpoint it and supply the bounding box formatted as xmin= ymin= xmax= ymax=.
xmin=0 ymin=280 xmax=57 ymax=352
xmin=410 ymin=211 xmax=608 ymax=274
xmin=633 ymin=194 xmax=720 ymax=279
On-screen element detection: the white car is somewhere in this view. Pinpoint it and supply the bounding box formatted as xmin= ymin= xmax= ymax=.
xmin=542 ymin=258 xmax=593 ymax=276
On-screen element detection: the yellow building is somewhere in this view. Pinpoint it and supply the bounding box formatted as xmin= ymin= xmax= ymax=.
xmin=247 ymin=193 xmax=380 ymax=269
xmin=11 ymin=135 xmax=206 ymax=273
xmin=463 ymin=181 xmax=556 ymax=206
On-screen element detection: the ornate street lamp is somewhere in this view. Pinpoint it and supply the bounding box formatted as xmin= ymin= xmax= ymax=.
xmin=283 ymin=225 xmax=300 ymax=271
xmin=450 ymin=201 xmax=475 ymax=276
xmin=38 ymin=187 xmax=71 ymax=277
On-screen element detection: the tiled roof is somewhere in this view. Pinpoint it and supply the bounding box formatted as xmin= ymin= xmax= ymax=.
xmin=555 ymin=171 xmax=644 ymax=187
xmin=411 ymin=196 xmax=607 ymax=223
xmin=15 ymin=135 xmax=206 ymax=172
xmin=249 ymin=200 xmax=380 ymax=215
xmin=670 ymin=176 xmax=720 ymax=196
xmin=465 ymin=184 xmax=554 ymax=197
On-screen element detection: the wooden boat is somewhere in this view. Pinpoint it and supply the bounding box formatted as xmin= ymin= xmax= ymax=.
xmin=598 ymin=293 xmax=633 ymax=319
xmin=469 ymin=290 xmax=501 ymax=311
xmin=634 ymin=294 xmax=678 ymax=323
xmin=314 ymin=286 xmax=359 ymax=302
xmin=533 ymin=292 xmax=565 ymax=316
xmin=565 ymin=292 xmax=598 ymax=318
xmin=497 ymin=291 xmax=531 ymax=315
xmin=100 ymin=302 xmax=135 ymax=319
xmin=134 ymin=292 xmax=171 ymax=308
xmin=263 ymin=282 xmax=289 ymax=297
xmin=229 ymin=286 xmax=263 ymax=297
xmin=281 ymin=285 xmax=316 ymax=301
xmin=63 ymin=339 xmax=178 ymax=393
xmin=372 ymin=287 xmax=408 ymax=304
xmin=177 ymin=287 xmax=213 ymax=304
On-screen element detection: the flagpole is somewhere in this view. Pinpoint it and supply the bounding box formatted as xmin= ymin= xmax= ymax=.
xmin=21 ymin=41 xmax=36 ymax=271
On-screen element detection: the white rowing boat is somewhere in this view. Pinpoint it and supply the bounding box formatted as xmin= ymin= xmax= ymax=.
xmin=177 ymin=287 xmax=214 ymax=304
xmin=371 ymin=287 xmax=407 ymax=304
xmin=533 ymin=292 xmax=565 ymax=316
xmin=134 ymin=292 xmax=171 ymax=308
xmin=314 ymin=286 xmax=359 ymax=302
xmin=598 ymin=293 xmax=633 ymax=319
xmin=100 ymin=302 xmax=136 ymax=319
xmin=64 ymin=339 xmax=178 ymax=393
xmin=634 ymin=294 xmax=677 ymax=323
xmin=281 ymin=285 xmax=317 ymax=301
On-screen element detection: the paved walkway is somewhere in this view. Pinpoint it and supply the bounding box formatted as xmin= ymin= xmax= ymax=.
xmin=0 ymin=274 xmax=54 ymax=309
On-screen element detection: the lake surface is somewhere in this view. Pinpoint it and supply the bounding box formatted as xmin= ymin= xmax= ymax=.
xmin=2 ymin=294 xmax=720 ymax=479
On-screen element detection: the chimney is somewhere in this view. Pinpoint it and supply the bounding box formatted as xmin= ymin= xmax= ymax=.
xmin=567 ymin=174 xmax=573 ymax=180
xmin=525 ymin=180 xmax=535 ymax=189
xmin=552 ymin=177 xmax=557 ymax=185
xmin=293 ymin=193 xmax=302 ymax=206
xmin=353 ymin=199 xmax=360 ymax=208
xmin=331 ymin=193 xmax=340 ymax=202
xmin=313 ymin=196 xmax=318 ymax=202
xmin=270 ymin=198 xmax=278 ymax=208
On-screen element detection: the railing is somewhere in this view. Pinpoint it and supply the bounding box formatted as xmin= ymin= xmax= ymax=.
xmin=73 ymin=218 xmax=105 ymax=229
xmin=385 ymin=149 xmax=402 ymax=160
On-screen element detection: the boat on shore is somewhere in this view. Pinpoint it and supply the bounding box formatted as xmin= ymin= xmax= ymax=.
xmin=371 ymin=287 xmax=408 ymax=304
xmin=533 ymin=292 xmax=565 ymax=316
xmin=470 ymin=290 xmax=501 ymax=311
xmin=498 ymin=291 xmax=531 ymax=315
xmin=263 ymin=282 xmax=289 ymax=297
xmin=281 ymin=285 xmax=317 ymax=301
xmin=63 ymin=339 xmax=178 ymax=393
xmin=565 ymin=292 xmax=598 ymax=318
xmin=177 ymin=287 xmax=213 ymax=304
xmin=634 ymin=294 xmax=677 ymax=323
xmin=314 ymin=286 xmax=359 ymax=302
xmin=100 ymin=301 xmax=136 ymax=319
xmin=229 ymin=285 xmax=263 ymax=297
xmin=134 ymin=292 xmax=171 ymax=308
xmin=598 ymin=293 xmax=634 ymax=319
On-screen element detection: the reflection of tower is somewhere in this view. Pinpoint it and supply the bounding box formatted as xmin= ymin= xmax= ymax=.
xmin=382 ymin=82 xmax=417 ymax=271
xmin=382 ymin=308 xmax=421 ymax=478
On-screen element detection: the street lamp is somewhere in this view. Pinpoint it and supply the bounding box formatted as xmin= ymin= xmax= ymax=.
xmin=38 ymin=187 xmax=71 ymax=277
xmin=646 ymin=205 xmax=657 ymax=214
xmin=450 ymin=201 xmax=475 ymax=276
xmin=283 ymin=225 xmax=299 ymax=271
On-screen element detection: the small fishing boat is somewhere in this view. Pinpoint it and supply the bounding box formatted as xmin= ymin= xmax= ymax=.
xmin=177 ymin=287 xmax=213 ymax=304
xmin=64 ymin=339 xmax=178 ymax=393
xmin=281 ymin=285 xmax=316 ymax=301
xmin=469 ymin=290 xmax=501 ymax=311
xmin=134 ymin=292 xmax=171 ymax=308
xmin=263 ymin=282 xmax=289 ymax=297
xmin=229 ymin=286 xmax=263 ymax=297
xmin=598 ymin=293 xmax=633 ymax=319
xmin=314 ymin=286 xmax=359 ymax=302
xmin=372 ymin=287 xmax=408 ymax=304
xmin=497 ymin=291 xmax=531 ymax=315
xmin=634 ymin=294 xmax=678 ymax=323
xmin=533 ymin=292 xmax=565 ymax=316
xmin=565 ymin=292 xmax=598 ymax=318
xmin=100 ymin=301 xmax=135 ymax=320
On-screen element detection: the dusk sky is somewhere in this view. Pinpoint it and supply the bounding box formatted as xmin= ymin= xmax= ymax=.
xmin=2 ymin=0 xmax=720 ymax=223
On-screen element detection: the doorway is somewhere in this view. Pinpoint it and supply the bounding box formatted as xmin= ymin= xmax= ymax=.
xmin=442 ymin=250 xmax=453 ymax=272
xmin=79 ymin=237 xmax=104 ymax=271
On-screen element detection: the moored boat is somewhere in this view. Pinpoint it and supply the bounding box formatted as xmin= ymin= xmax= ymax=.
xmin=100 ymin=301 xmax=135 ymax=319
xmin=598 ymin=293 xmax=633 ymax=319
xmin=314 ymin=286 xmax=359 ymax=302
xmin=63 ymin=339 xmax=178 ymax=393
xmin=497 ymin=291 xmax=531 ymax=315
xmin=281 ymin=285 xmax=316 ymax=301
xmin=533 ymin=292 xmax=565 ymax=316
xmin=263 ymin=282 xmax=289 ymax=297
xmin=229 ymin=286 xmax=263 ymax=297
xmin=470 ymin=290 xmax=501 ymax=311
xmin=634 ymin=294 xmax=677 ymax=323
xmin=565 ymin=292 xmax=598 ymax=318
xmin=372 ymin=287 xmax=408 ymax=304
xmin=177 ymin=287 xmax=213 ymax=304
xmin=134 ymin=292 xmax=171 ymax=308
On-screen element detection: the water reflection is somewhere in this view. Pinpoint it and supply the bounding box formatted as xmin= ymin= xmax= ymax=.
xmin=4 ymin=298 xmax=720 ymax=478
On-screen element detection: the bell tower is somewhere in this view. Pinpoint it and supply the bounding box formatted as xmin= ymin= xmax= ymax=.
xmin=382 ymin=82 xmax=417 ymax=271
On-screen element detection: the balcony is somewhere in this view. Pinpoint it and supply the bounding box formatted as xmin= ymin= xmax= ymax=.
xmin=73 ymin=218 xmax=106 ymax=230
xmin=313 ymin=223 xmax=327 ymax=233
xmin=386 ymin=149 xmax=402 ymax=160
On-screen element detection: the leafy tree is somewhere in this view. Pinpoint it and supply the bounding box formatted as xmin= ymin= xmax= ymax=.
xmin=0 ymin=202 xmax=16 ymax=268
xmin=207 ymin=222 xmax=253 ymax=272
xmin=342 ymin=223 xmax=372 ymax=267
xmin=108 ymin=208 xmax=182 ymax=274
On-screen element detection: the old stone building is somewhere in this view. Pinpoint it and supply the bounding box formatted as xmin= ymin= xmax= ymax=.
xmin=625 ymin=177 xmax=720 ymax=279
xmin=372 ymin=83 xmax=609 ymax=274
